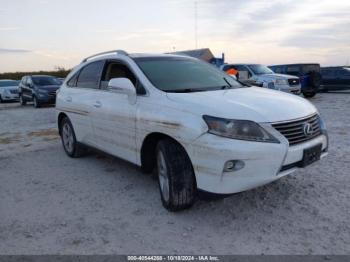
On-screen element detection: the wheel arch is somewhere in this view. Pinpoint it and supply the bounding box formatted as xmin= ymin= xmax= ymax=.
xmin=140 ymin=132 xmax=194 ymax=174
xmin=57 ymin=112 xmax=68 ymax=135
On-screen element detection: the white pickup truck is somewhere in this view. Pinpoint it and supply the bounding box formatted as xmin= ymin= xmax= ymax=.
xmin=221 ymin=64 xmax=301 ymax=95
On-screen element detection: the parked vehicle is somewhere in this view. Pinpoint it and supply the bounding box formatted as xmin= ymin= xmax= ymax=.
xmin=19 ymin=75 xmax=61 ymax=108
xmin=56 ymin=50 xmax=328 ymax=211
xmin=0 ymin=79 xmax=20 ymax=102
xmin=269 ymin=64 xmax=321 ymax=98
xmin=320 ymin=66 xmax=350 ymax=91
xmin=221 ymin=64 xmax=301 ymax=95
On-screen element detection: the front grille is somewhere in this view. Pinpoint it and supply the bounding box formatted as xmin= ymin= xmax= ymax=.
xmin=48 ymin=91 xmax=56 ymax=97
xmin=288 ymin=78 xmax=300 ymax=86
xmin=272 ymin=114 xmax=321 ymax=146
xmin=10 ymin=89 xmax=18 ymax=94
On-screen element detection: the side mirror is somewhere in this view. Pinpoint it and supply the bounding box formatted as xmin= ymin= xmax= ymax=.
xmin=107 ymin=78 xmax=136 ymax=104
xmin=230 ymin=75 xmax=237 ymax=81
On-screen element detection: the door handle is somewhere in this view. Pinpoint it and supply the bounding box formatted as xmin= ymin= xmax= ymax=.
xmin=93 ymin=101 xmax=102 ymax=108
xmin=65 ymin=96 xmax=72 ymax=102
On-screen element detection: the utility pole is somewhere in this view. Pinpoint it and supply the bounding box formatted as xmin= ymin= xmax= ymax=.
xmin=195 ymin=1 xmax=198 ymax=49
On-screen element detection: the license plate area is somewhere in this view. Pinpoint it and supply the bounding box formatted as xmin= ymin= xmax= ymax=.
xmin=301 ymin=144 xmax=322 ymax=167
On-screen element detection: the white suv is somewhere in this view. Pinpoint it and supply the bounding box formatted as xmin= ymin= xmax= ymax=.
xmin=56 ymin=50 xmax=328 ymax=211
xmin=221 ymin=64 xmax=301 ymax=95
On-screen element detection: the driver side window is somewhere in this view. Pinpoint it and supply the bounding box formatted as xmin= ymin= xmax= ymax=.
xmin=101 ymin=61 xmax=145 ymax=95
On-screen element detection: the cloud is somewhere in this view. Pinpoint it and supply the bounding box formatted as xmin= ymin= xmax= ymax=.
xmin=0 ymin=27 xmax=21 ymax=31
xmin=0 ymin=48 xmax=31 ymax=53
xmin=280 ymin=22 xmax=350 ymax=48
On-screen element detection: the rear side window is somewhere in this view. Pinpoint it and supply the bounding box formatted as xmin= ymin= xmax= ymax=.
xmin=76 ymin=61 xmax=104 ymax=89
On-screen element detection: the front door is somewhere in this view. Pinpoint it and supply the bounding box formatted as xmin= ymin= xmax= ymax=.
xmin=91 ymin=61 xmax=138 ymax=163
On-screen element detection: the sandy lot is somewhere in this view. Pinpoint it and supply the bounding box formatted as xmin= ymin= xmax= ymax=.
xmin=0 ymin=93 xmax=350 ymax=255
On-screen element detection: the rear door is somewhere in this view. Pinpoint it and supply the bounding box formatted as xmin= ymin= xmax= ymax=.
xmin=21 ymin=76 xmax=33 ymax=100
xmin=59 ymin=60 xmax=105 ymax=146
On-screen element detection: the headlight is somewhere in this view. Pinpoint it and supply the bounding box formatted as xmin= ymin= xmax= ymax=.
xmin=275 ymin=79 xmax=288 ymax=85
xmin=203 ymin=115 xmax=280 ymax=143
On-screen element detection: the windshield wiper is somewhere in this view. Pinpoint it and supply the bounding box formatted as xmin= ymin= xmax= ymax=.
xmin=166 ymin=88 xmax=203 ymax=93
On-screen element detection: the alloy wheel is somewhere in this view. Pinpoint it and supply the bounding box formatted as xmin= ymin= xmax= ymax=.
xmin=157 ymin=150 xmax=170 ymax=202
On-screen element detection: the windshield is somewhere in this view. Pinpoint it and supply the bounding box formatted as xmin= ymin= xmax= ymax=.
xmin=32 ymin=76 xmax=60 ymax=86
xmin=134 ymin=57 xmax=243 ymax=92
xmin=248 ymin=64 xmax=274 ymax=75
xmin=0 ymin=80 xmax=19 ymax=87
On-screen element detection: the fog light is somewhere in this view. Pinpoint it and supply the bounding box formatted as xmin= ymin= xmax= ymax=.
xmin=223 ymin=160 xmax=245 ymax=172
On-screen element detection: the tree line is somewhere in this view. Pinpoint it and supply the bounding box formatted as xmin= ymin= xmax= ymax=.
xmin=0 ymin=67 xmax=70 ymax=80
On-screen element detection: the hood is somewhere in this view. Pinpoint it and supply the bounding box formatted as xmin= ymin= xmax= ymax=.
xmin=259 ymin=73 xmax=298 ymax=79
xmin=166 ymin=87 xmax=317 ymax=123
xmin=37 ymin=85 xmax=60 ymax=92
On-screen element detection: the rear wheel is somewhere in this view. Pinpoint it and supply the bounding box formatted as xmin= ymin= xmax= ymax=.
xmin=156 ymin=139 xmax=196 ymax=211
xmin=0 ymin=95 xmax=3 ymax=103
xmin=59 ymin=117 xmax=85 ymax=158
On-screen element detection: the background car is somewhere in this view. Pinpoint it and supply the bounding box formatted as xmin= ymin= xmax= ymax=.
xmin=18 ymin=75 xmax=61 ymax=108
xmin=269 ymin=63 xmax=322 ymax=98
xmin=0 ymin=79 xmax=20 ymax=103
xmin=221 ymin=64 xmax=301 ymax=95
xmin=320 ymin=66 xmax=350 ymax=91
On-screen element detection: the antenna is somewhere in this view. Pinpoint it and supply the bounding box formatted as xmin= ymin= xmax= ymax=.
xmin=195 ymin=1 xmax=198 ymax=49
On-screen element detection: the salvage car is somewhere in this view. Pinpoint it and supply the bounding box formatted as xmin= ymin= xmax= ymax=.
xmin=56 ymin=50 xmax=328 ymax=211
xmin=269 ymin=64 xmax=321 ymax=98
xmin=221 ymin=63 xmax=301 ymax=95
xmin=0 ymin=79 xmax=20 ymax=102
xmin=320 ymin=66 xmax=350 ymax=91
xmin=19 ymin=75 xmax=61 ymax=108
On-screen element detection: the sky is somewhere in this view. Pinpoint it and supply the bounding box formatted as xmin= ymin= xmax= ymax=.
xmin=0 ymin=0 xmax=350 ymax=72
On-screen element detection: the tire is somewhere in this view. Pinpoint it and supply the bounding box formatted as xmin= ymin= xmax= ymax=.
xmin=156 ymin=138 xmax=196 ymax=211
xmin=303 ymin=91 xmax=316 ymax=98
xmin=0 ymin=95 xmax=2 ymax=103
xmin=59 ymin=117 xmax=86 ymax=158
xmin=19 ymin=95 xmax=26 ymax=105
xmin=33 ymin=96 xmax=40 ymax=108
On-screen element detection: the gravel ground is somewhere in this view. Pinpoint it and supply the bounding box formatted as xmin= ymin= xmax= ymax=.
xmin=0 ymin=93 xmax=350 ymax=255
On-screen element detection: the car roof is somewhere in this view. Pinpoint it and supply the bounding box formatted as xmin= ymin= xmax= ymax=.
xmin=270 ymin=63 xmax=320 ymax=67
xmin=0 ymin=79 xmax=16 ymax=81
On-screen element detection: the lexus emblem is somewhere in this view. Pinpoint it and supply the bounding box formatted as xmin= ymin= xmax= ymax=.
xmin=303 ymin=123 xmax=314 ymax=137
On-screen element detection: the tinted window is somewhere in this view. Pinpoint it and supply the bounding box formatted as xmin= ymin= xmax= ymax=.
xmin=286 ymin=66 xmax=300 ymax=76
xmin=302 ymin=64 xmax=320 ymax=73
xmin=0 ymin=80 xmax=19 ymax=87
xmin=247 ymin=64 xmax=273 ymax=75
xmin=67 ymin=72 xmax=79 ymax=87
xmin=32 ymin=76 xmax=60 ymax=86
xmin=77 ymin=61 xmax=104 ymax=89
xmin=135 ymin=57 xmax=242 ymax=92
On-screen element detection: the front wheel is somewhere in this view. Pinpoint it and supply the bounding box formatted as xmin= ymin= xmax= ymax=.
xmin=33 ymin=96 xmax=41 ymax=108
xmin=156 ymin=139 xmax=196 ymax=211
xmin=19 ymin=95 xmax=26 ymax=105
xmin=303 ymin=91 xmax=316 ymax=98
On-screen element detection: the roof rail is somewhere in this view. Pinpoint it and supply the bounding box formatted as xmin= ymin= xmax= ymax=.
xmin=81 ymin=50 xmax=128 ymax=63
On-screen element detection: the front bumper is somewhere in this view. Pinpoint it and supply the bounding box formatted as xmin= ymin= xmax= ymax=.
xmin=276 ymin=83 xmax=301 ymax=95
xmin=1 ymin=93 xmax=19 ymax=101
xmin=37 ymin=93 xmax=56 ymax=103
xmin=187 ymin=126 xmax=328 ymax=194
